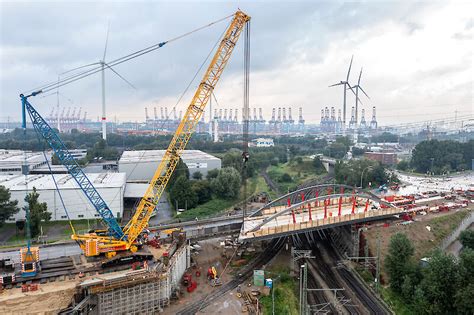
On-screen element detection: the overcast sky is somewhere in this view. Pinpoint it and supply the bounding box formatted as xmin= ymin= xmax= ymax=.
xmin=1 ymin=0 xmax=472 ymax=125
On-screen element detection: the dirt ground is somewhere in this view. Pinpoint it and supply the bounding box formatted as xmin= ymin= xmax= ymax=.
xmin=0 ymin=279 xmax=79 ymax=314
xmin=364 ymin=206 xmax=472 ymax=281
xmin=165 ymin=237 xmax=280 ymax=314
xmin=164 ymin=237 xmax=240 ymax=314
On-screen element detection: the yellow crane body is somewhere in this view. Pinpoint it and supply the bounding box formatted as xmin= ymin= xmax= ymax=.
xmin=72 ymin=10 xmax=250 ymax=257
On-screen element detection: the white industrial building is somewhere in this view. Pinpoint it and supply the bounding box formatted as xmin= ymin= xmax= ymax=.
xmin=119 ymin=150 xmax=221 ymax=182
xmin=0 ymin=149 xmax=51 ymax=174
xmin=0 ymin=173 xmax=126 ymax=222
xmin=253 ymin=138 xmax=274 ymax=147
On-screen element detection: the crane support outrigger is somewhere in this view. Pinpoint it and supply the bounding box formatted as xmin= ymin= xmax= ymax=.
xmin=21 ymin=10 xmax=250 ymax=259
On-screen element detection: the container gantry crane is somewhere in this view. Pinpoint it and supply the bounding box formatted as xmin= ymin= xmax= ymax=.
xmin=20 ymin=10 xmax=250 ymax=259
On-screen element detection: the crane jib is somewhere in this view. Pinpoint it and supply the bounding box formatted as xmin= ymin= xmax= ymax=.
xmin=122 ymin=11 xmax=251 ymax=245
xmin=20 ymin=95 xmax=125 ymax=240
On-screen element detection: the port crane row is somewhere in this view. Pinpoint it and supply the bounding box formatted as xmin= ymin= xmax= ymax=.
xmin=19 ymin=11 xmax=251 ymax=265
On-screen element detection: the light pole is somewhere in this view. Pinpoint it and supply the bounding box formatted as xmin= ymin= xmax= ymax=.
xmin=360 ymin=166 xmax=373 ymax=188
xmin=430 ymin=157 xmax=435 ymax=175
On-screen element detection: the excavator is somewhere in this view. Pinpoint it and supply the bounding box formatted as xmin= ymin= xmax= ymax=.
xmin=20 ymin=10 xmax=250 ymax=262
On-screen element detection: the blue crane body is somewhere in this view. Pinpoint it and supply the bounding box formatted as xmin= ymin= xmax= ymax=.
xmin=21 ymin=94 xmax=125 ymax=240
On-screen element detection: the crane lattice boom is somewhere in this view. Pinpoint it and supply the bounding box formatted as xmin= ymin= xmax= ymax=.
xmin=122 ymin=11 xmax=250 ymax=244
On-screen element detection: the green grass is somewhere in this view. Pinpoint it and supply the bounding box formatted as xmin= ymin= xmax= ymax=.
xmin=175 ymin=198 xmax=237 ymax=220
xmin=267 ymin=159 xmax=326 ymax=192
xmin=430 ymin=209 xmax=469 ymax=242
xmin=260 ymin=267 xmax=299 ymax=315
xmin=0 ymin=219 xmax=101 ymax=247
xmin=380 ymin=287 xmax=415 ymax=315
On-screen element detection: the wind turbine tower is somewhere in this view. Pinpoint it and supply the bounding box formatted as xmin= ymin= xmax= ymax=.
xmin=352 ymin=68 xmax=370 ymax=127
xmin=329 ymin=55 xmax=356 ymax=131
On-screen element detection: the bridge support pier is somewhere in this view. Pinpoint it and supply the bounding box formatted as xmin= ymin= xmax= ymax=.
xmin=351 ymin=224 xmax=361 ymax=257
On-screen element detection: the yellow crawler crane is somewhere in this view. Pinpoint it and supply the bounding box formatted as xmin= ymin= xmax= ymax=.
xmin=72 ymin=10 xmax=251 ymax=257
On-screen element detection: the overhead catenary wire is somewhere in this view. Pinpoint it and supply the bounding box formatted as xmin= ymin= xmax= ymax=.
xmin=23 ymin=13 xmax=234 ymax=96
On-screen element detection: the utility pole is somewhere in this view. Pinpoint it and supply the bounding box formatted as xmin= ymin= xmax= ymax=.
xmin=299 ymin=263 xmax=309 ymax=315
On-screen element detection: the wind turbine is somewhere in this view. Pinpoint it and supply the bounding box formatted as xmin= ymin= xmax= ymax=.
xmin=351 ymin=68 xmax=370 ymax=128
xmin=60 ymin=23 xmax=136 ymax=140
xmin=329 ymin=55 xmax=357 ymax=132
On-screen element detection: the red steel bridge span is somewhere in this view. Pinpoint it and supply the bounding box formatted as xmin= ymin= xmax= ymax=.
xmin=239 ymin=184 xmax=403 ymax=241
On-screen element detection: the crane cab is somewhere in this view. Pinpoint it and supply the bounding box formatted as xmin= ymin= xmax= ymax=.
xmin=20 ymin=247 xmax=39 ymax=277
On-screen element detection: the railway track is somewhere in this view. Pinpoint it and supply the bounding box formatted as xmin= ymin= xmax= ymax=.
xmin=323 ymin=242 xmax=388 ymax=315
xmin=306 ymin=254 xmax=361 ymax=315
xmin=176 ymin=238 xmax=285 ymax=315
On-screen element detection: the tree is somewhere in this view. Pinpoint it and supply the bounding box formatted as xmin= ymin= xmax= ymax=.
xmin=416 ymin=250 xmax=457 ymax=314
xmin=411 ymin=140 xmax=472 ymax=174
xmin=351 ymin=146 xmax=366 ymax=157
xmin=0 ymin=185 xmax=19 ymax=226
xmin=206 ymin=169 xmax=219 ymax=180
xmin=169 ymin=176 xmax=198 ymax=210
xmin=385 ymin=233 xmax=415 ymax=293
xmin=192 ymin=180 xmax=212 ymax=204
xmin=192 ymin=171 xmax=203 ymax=180
xmin=280 ymin=173 xmax=292 ymax=182
xmin=168 ymin=158 xmax=189 ymax=189
xmin=24 ymin=187 xmax=51 ymax=238
xmin=459 ymin=230 xmax=474 ymax=250
xmin=325 ymin=142 xmax=348 ymax=159
xmin=312 ymin=156 xmax=327 ymax=174
xmin=211 ymin=167 xmax=241 ymax=199
xmin=455 ymin=249 xmax=474 ymax=314
xmin=397 ymin=160 xmax=409 ymax=171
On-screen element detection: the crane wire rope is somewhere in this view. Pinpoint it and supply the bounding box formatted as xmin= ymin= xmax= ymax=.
xmin=24 ymin=14 xmax=234 ymax=96
xmin=105 ymin=25 xmax=228 ymax=219
xmin=28 ymin=109 xmax=79 ymax=235
xmin=242 ymin=20 xmax=250 ymax=218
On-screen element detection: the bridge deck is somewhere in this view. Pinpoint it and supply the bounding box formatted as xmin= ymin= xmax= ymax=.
xmin=240 ymin=203 xmax=401 ymax=241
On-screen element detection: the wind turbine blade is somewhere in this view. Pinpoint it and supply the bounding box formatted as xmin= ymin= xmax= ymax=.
xmin=60 ymin=62 xmax=101 ymax=75
xmin=358 ymin=68 xmax=363 ymax=85
xmin=329 ymin=82 xmax=344 ymax=87
xmin=104 ymin=62 xmax=137 ymax=90
xmin=102 ymin=21 xmax=110 ymax=61
xmin=347 ymin=83 xmax=363 ymax=105
xmin=346 ymin=55 xmax=353 ymax=81
xmin=359 ymin=86 xmax=370 ymax=99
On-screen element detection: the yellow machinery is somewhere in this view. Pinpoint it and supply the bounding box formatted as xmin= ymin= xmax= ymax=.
xmin=71 ymin=10 xmax=251 ymax=257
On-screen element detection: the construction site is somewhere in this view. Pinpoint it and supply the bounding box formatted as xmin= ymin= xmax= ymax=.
xmin=1 ymin=3 xmax=473 ymax=315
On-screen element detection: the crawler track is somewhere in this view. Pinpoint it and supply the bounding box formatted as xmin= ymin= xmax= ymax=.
xmin=176 ymin=238 xmax=285 ymax=315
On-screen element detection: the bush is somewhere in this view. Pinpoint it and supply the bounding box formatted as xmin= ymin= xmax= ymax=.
xmin=459 ymin=230 xmax=474 ymax=250
xmin=206 ymin=169 xmax=219 ymax=180
xmin=192 ymin=180 xmax=212 ymax=204
xmin=169 ymin=176 xmax=198 ymax=209
xmin=211 ymin=167 xmax=241 ymax=199
xmin=280 ymin=173 xmax=292 ymax=182
xmin=397 ymin=160 xmax=409 ymax=171
xmin=192 ymin=171 xmax=203 ymax=180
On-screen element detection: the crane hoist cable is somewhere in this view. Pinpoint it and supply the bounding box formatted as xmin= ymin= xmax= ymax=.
xmin=23 ymin=14 xmax=234 ymax=96
xmin=242 ymin=20 xmax=251 ymax=218
xmin=21 ymin=10 xmax=251 ymax=257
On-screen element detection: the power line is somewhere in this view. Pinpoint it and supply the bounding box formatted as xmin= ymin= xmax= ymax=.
xmin=23 ymin=13 xmax=234 ymax=96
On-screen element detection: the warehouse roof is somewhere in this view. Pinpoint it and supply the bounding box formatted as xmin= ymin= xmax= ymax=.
xmin=0 ymin=172 xmax=126 ymax=191
xmin=119 ymin=150 xmax=220 ymax=164
xmin=0 ymin=149 xmax=50 ymax=170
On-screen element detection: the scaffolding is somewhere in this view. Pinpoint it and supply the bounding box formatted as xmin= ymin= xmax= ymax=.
xmin=75 ymin=243 xmax=189 ymax=314
xmin=77 ymin=269 xmax=171 ymax=314
xmin=97 ymin=277 xmax=169 ymax=314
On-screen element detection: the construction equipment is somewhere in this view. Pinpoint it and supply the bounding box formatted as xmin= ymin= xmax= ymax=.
xmin=207 ymin=266 xmax=222 ymax=286
xmin=20 ymin=10 xmax=250 ymax=260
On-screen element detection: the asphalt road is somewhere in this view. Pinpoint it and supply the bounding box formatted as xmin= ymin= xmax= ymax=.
xmin=0 ymin=242 xmax=82 ymax=264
